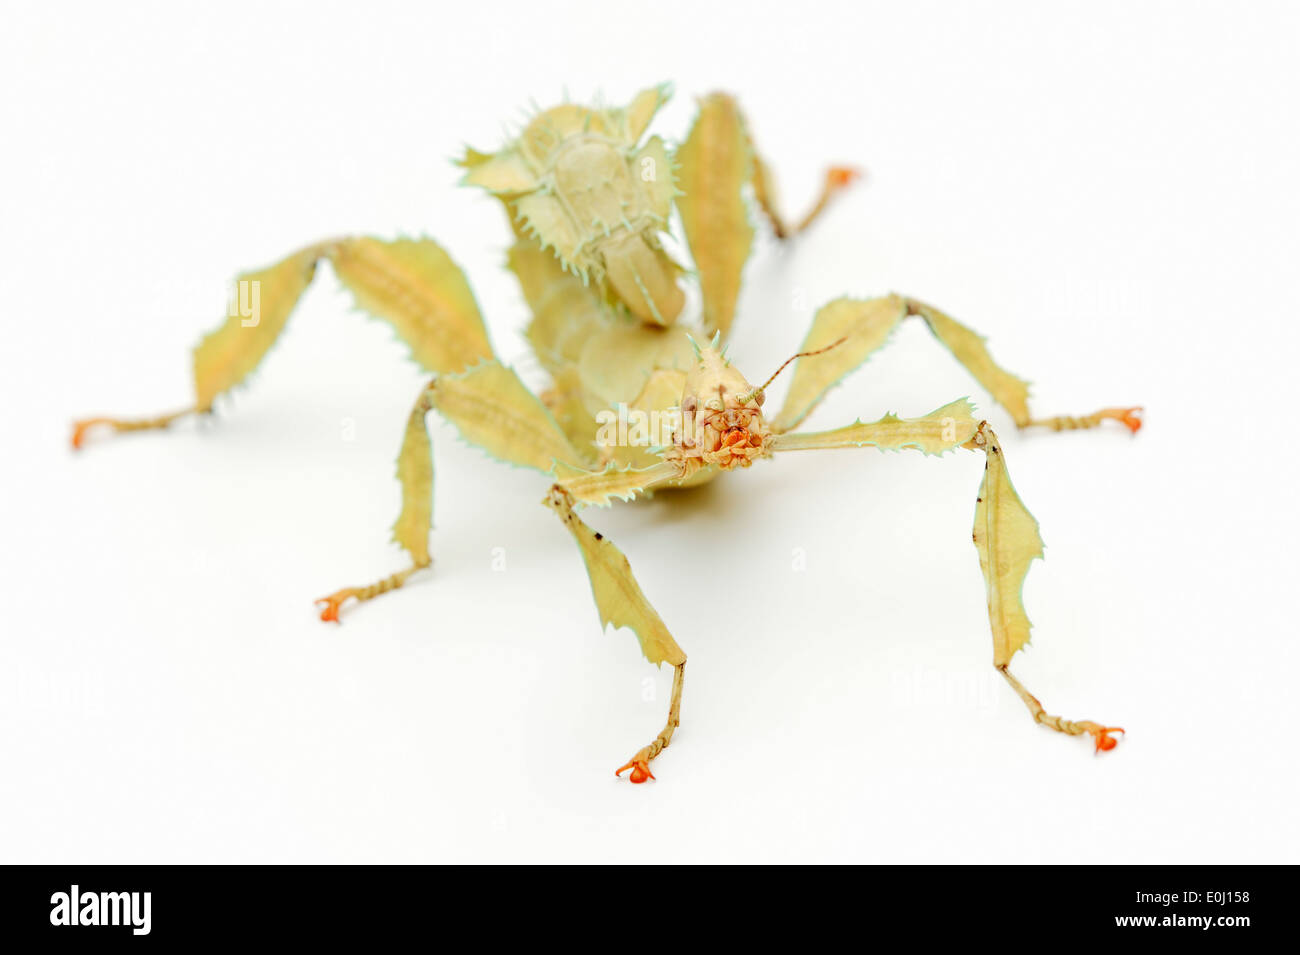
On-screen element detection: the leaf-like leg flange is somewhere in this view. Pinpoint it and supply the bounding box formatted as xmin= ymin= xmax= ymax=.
xmin=673 ymin=92 xmax=861 ymax=340
xmin=319 ymin=360 xmax=585 ymax=622
xmin=770 ymin=398 xmax=979 ymax=455
xmin=544 ymin=484 xmax=687 ymax=781
xmin=764 ymin=292 xmax=1142 ymax=438
xmin=772 ymin=296 xmax=909 ymax=433
xmin=316 ymin=385 xmax=437 ymax=622
xmin=774 ymin=410 xmax=1123 ymax=754
xmin=906 ymin=298 xmax=1143 ymax=434
xmin=674 ymin=93 xmax=753 ymax=341
xmin=71 ymin=241 xmax=328 ymax=448
xmin=73 ymin=235 xmax=494 ymax=450
xmin=966 ymin=421 xmax=1124 ymax=752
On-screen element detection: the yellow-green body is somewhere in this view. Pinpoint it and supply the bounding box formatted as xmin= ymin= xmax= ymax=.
xmin=72 ymin=84 xmax=1138 ymax=780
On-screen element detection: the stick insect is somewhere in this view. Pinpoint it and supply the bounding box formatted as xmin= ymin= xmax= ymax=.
xmin=74 ymin=85 xmax=1138 ymax=781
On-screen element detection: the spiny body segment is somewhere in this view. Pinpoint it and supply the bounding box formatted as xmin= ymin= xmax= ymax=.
xmin=461 ymin=86 xmax=684 ymax=326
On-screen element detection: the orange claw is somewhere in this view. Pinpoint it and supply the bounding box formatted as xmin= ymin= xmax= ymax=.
xmin=1101 ymin=407 xmax=1143 ymax=434
xmin=615 ymin=757 xmax=655 ymax=784
xmin=315 ymin=590 xmax=357 ymax=623
xmin=1089 ymin=726 xmax=1126 ymax=753
xmin=827 ymin=165 xmax=863 ymax=188
xmin=71 ymin=418 xmax=109 ymax=451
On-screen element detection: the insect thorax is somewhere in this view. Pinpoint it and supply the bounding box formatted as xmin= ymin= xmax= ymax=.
xmin=513 ymin=109 xmax=683 ymax=325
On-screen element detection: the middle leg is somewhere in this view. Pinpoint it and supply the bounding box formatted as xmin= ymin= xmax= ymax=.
xmin=769 ymin=294 xmax=1142 ymax=436
xmin=317 ymin=361 xmax=585 ymax=621
xmin=72 ymin=236 xmax=496 ymax=450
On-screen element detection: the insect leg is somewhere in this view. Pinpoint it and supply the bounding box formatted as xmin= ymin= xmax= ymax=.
xmin=771 ymin=411 xmax=1124 ymax=753
xmin=315 ymin=384 xmax=436 ymax=622
xmin=318 ymin=361 xmax=584 ymax=621
xmin=73 ymin=236 xmax=494 ymax=449
xmin=675 ymin=93 xmax=753 ymax=340
xmin=674 ymin=92 xmax=861 ymax=340
xmin=768 ymin=293 xmax=1141 ymax=434
xmin=965 ymin=421 xmax=1124 ymax=753
xmin=544 ymin=485 xmax=687 ymax=782
xmin=997 ymin=665 xmax=1125 ymax=754
xmin=72 ymin=241 xmax=327 ymax=448
xmin=751 ymin=156 xmax=861 ymax=239
xmin=731 ymin=96 xmax=861 ymax=239
xmin=906 ymin=297 xmax=1143 ymax=433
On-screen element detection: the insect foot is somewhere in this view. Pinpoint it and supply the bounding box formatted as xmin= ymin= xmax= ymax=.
xmin=826 ymin=165 xmax=863 ymax=189
xmin=615 ymin=750 xmax=656 ymax=784
xmin=1101 ymin=407 xmax=1144 ymax=434
xmin=1022 ymin=405 xmax=1144 ymax=434
xmin=71 ymin=418 xmax=109 ymax=450
xmin=612 ymin=662 xmax=684 ymax=785
xmin=314 ymin=589 xmax=358 ymax=623
xmin=1083 ymin=724 xmax=1126 ymax=754
xmin=996 ymin=666 xmax=1125 ymax=754
xmin=314 ymin=563 xmax=430 ymax=623
xmin=70 ymin=408 xmax=195 ymax=450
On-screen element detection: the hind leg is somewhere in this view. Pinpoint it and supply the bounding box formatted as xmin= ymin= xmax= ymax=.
xmin=674 ymin=92 xmax=861 ymax=339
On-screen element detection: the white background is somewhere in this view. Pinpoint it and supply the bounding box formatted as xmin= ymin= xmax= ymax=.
xmin=2 ymin=1 xmax=1297 ymax=863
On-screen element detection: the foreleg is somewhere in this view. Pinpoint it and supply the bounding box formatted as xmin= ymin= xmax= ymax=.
xmin=771 ymin=406 xmax=1124 ymax=753
xmin=544 ymin=482 xmax=687 ymax=782
xmin=966 ymin=422 xmax=1124 ymax=752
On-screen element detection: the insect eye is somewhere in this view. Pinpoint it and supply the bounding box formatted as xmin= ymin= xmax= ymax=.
xmin=754 ymin=391 xmax=765 ymax=407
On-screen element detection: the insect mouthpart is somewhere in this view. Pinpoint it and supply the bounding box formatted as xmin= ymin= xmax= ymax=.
xmin=674 ymin=391 xmax=770 ymax=470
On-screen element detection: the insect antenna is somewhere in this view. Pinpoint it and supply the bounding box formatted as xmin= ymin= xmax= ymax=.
xmin=738 ymin=336 xmax=848 ymax=405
